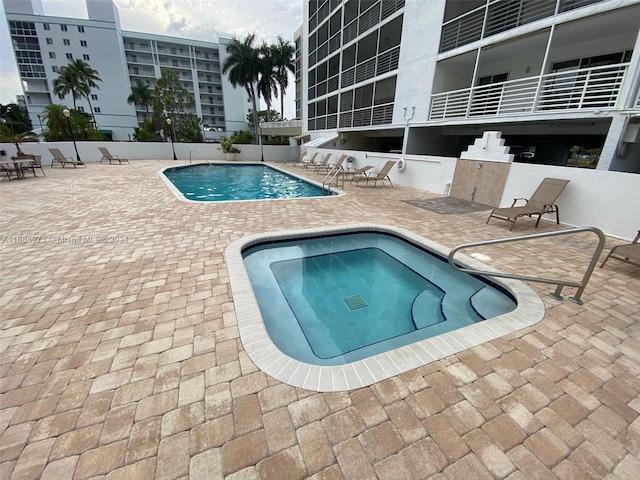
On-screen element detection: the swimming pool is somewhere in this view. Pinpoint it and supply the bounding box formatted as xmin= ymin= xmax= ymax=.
xmin=160 ymin=163 xmax=336 ymax=202
xmin=226 ymin=224 xmax=545 ymax=392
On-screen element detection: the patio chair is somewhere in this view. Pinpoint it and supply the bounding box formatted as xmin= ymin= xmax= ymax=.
xmin=600 ymin=230 xmax=640 ymax=268
xmin=98 ymin=147 xmax=130 ymax=164
xmin=486 ymin=177 xmax=570 ymax=230
xmin=312 ymin=153 xmax=332 ymax=174
xmin=48 ymin=148 xmax=85 ymax=168
xmin=1 ymin=162 xmax=21 ymax=181
xmin=287 ymin=149 xmax=307 ymax=167
xmin=301 ymin=152 xmax=319 ymax=170
xmin=347 ymin=165 xmax=373 ymax=184
xmin=317 ymin=154 xmax=347 ymax=175
xmin=354 ymin=160 xmax=396 ymax=187
xmin=13 ymin=154 xmax=45 ymax=177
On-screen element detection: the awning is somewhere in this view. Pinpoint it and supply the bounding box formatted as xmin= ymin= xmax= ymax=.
xmin=302 ymin=135 xmax=338 ymax=148
xmin=293 ymin=133 xmax=310 ymax=140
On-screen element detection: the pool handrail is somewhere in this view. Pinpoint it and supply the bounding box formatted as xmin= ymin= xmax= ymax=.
xmin=189 ymin=150 xmax=213 ymax=166
xmin=448 ymin=226 xmax=606 ymax=305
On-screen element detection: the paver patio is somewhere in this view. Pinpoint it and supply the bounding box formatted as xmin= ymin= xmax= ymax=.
xmin=1 ymin=159 xmax=638 ymax=479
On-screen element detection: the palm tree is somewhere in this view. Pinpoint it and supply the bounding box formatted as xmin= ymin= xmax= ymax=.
xmin=0 ymin=124 xmax=39 ymax=155
xmin=257 ymin=42 xmax=278 ymax=123
xmin=52 ymin=60 xmax=102 ymax=125
xmin=68 ymin=59 xmax=102 ymax=125
xmin=272 ymin=36 xmax=296 ymax=118
xmin=127 ymin=80 xmax=153 ymax=118
xmin=222 ymin=34 xmax=262 ymax=141
xmin=52 ymin=66 xmax=82 ymax=110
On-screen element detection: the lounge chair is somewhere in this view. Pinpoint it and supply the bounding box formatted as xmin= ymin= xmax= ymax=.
xmin=48 ymin=148 xmax=85 ymax=168
xmin=600 ymin=230 xmax=640 ymax=268
xmin=12 ymin=154 xmax=45 ymax=177
xmin=312 ymin=153 xmax=332 ymax=174
xmin=286 ymin=150 xmax=307 ymax=167
xmin=354 ymin=160 xmax=396 ymax=187
xmin=486 ymin=177 xmax=570 ymax=230
xmin=99 ymin=147 xmax=130 ymax=164
xmin=347 ymin=165 xmax=373 ymax=183
xmin=1 ymin=162 xmax=21 ymax=181
xmin=317 ymin=154 xmax=347 ymax=175
xmin=301 ymin=152 xmax=319 ymax=170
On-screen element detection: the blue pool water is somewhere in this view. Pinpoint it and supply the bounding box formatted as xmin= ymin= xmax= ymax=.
xmin=162 ymin=163 xmax=334 ymax=201
xmin=242 ymin=231 xmax=517 ymax=366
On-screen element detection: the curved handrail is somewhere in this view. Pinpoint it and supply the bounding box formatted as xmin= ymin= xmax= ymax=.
xmin=448 ymin=227 xmax=607 ymax=305
xmin=189 ymin=150 xmax=213 ymax=166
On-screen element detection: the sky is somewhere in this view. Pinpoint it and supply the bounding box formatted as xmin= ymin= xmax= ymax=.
xmin=0 ymin=0 xmax=303 ymax=119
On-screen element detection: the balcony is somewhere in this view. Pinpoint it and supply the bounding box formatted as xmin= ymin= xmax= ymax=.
xmin=441 ymin=0 xmax=606 ymax=52
xmin=429 ymin=63 xmax=629 ymax=121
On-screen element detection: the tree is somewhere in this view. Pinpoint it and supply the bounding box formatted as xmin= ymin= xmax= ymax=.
xmin=127 ymin=80 xmax=153 ymax=117
xmin=222 ymin=34 xmax=262 ymax=142
xmin=0 ymin=124 xmax=39 ymax=155
xmin=0 ymin=103 xmax=33 ymax=134
xmin=257 ymin=42 xmax=278 ymax=123
xmin=151 ymin=69 xmax=198 ymax=142
xmin=41 ymin=104 xmax=102 ymax=141
xmin=52 ymin=60 xmax=102 ymax=125
xmin=247 ymin=109 xmax=281 ymax=129
xmin=272 ymin=36 xmax=295 ymax=118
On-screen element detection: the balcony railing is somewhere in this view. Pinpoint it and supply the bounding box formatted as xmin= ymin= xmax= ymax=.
xmin=440 ymin=0 xmax=606 ymax=52
xmin=429 ymin=63 xmax=629 ymax=121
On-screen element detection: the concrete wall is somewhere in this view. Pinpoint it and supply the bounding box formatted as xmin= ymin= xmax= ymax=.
xmin=307 ymin=148 xmax=640 ymax=241
xmin=0 ymin=142 xmax=299 ymax=163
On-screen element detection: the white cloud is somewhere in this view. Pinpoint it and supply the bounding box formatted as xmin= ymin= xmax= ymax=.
xmin=1 ymin=0 xmax=302 ymax=117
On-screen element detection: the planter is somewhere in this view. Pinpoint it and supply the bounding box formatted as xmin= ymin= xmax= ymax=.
xmin=225 ymin=153 xmax=238 ymax=161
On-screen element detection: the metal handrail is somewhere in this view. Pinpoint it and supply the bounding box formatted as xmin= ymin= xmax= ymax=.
xmin=189 ymin=150 xmax=213 ymax=166
xmin=322 ymin=163 xmax=345 ymax=190
xmin=448 ymin=226 xmax=606 ymax=305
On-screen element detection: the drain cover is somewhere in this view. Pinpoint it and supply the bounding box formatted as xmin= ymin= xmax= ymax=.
xmin=343 ymin=294 xmax=368 ymax=311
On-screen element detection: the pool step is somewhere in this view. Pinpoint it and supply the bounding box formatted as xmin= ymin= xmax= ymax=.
xmin=411 ymin=289 xmax=446 ymax=329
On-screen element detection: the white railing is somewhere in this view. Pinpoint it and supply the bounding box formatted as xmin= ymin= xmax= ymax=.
xmin=440 ymin=0 xmax=605 ymax=52
xmin=260 ymin=120 xmax=303 ymax=129
xmin=430 ymin=63 xmax=629 ymax=120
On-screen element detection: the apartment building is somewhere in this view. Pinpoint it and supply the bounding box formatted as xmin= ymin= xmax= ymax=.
xmin=3 ymin=0 xmax=250 ymax=141
xmin=302 ymin=0 xmax=640 ymax=172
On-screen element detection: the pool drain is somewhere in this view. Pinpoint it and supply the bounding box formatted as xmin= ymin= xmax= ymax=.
xmin=343 ymin=294 xmax=368 ymax=311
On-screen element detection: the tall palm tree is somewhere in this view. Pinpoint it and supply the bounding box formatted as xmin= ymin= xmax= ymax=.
xmin=258 ymin=42 xmax=278 ymax=123
xmin=272 ymin=36 xmax=296 ymax=119
xmin=52 ymin=66 xmax=82 ymax=110
xmin=68 ymin=59 xmax=102 ymax=125
xmin=222 ymin=34 xmax=261 ymax=141
xmin=127 ymin=80 xmax=153 ymax=118
xmin=52 ymin=60 xmax=102 ymax=124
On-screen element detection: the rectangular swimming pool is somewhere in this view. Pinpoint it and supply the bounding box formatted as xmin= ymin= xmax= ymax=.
xmin=161 ymin=163 xmax=336 ymax=202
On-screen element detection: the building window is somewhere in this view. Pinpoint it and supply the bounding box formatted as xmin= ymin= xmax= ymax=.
xmin=63 ymin=39 xmax=70 ymax=46
xmin=43 ymin=23 xmax=50 ymax=30
xmin=78 ymin=106 xmax=84 ymax=112
xmin=49 ymin=52 xmax=56 ymax=59
xmin=60 ymin=24 xmax=67 ymax=31
xmin=52 ymin=66 xmax=59 ymax=72
xmin=80 ymin=40 xmax=87 ymax=47
xmin=78 ymin=26 xmax=84 ymax=33
xmin=46 ymin=38 xmax=53 ymax=45
xmin=66 ymin=53 xmax=73 ymax=59
xmin=91 ymin=94 xmax=98 ymax=100
xmin=94 ymin=107 xmax=101 ymax=113
xmin=83 ymin=54 xmax=90 ymax=61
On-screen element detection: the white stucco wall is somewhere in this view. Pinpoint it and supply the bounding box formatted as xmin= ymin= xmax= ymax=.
xmin=0 ymin=142 xmax=299 ymax=163
xmin=308 ymin=148 xmax=640 ymax=240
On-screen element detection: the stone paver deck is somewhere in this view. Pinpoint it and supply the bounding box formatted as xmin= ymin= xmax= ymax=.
xmin=1 ymin=160 xmax=638 ymax=480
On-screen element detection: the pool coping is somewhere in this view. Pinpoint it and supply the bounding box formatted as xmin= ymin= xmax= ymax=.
xmin=157 ymin=161 xmax=345 ymax=203
xmin=225 ymin=223 xmax=546 ymax=392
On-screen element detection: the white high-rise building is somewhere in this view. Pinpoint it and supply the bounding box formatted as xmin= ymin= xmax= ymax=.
xmin=301 ymin=0 xmax=640 ymax=172
xmin=3 ymin=0 xmax=251 ymax=140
